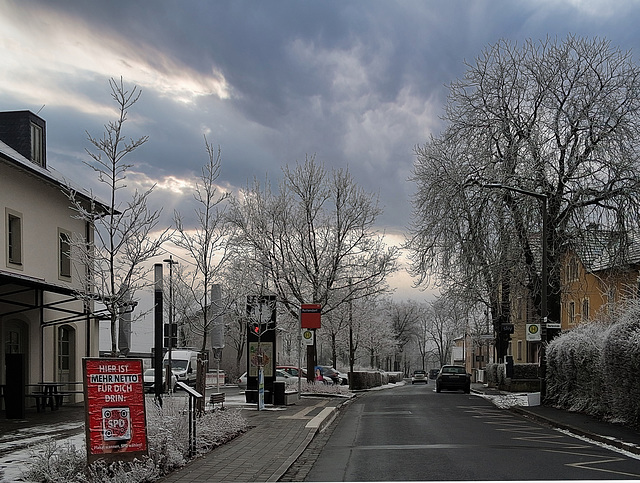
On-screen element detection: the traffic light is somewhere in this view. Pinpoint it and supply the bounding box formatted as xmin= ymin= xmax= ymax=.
xmin=251 ymin=322 xmax=260 ymax=335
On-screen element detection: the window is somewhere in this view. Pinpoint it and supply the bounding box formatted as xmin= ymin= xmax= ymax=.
xmin=568 ymin=301 xmax=576 ymax=325
xmin=31 ymin=122 xmax=43 ymax=166
xmin=6 ymin=329 xmax=20 ymax=354
xmin=582 ymin=298 xmax=590 ymax=322
xmin=517 ymin=340 xmax=523 ymax=361
xmin=567 ymin=257 xmax=579 ymax=282
xmin=57 ymin=326 xmax=75 ymax=383
xmin=6 ymin=209 xmax=22 ymax=266
xmin=59 ymin=229 xmax=71 ymax=279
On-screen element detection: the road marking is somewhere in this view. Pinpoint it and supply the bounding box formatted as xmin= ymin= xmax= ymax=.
xmin=362 ymin=411 xmax=413 ymax=416
xmin=279 ymin=400 xmax=328 ymax=420
xmin=545 ymin=449 xmax=640 ymax=478
xmin=356 ymin=444 xmax=471 ymax=450
xmin=306 ymin=407 xmax=335 ymax=429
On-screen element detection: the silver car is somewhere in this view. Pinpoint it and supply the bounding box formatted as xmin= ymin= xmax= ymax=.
xmin=411 ymin=370 xmax=428 ymax=384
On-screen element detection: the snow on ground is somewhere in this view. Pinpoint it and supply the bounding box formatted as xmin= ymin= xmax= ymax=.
xmin=0 ymin=391 xmax=252 ymax=483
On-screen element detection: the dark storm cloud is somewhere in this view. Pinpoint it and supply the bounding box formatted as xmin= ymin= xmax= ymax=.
xmin=5 ymin=0 xmax=640 ymax=236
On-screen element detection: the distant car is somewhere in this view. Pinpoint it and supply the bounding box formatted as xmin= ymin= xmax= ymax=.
xmin=237 ymin=372 xmax=248 ymax=391
xmin=236 ymin=370 xmax=299 ymax=391
xmin=276 ymin=368 xmax=300 ymax=385
xmin=143 ymin=368 xmax=177 ymax=393
xmin=429 ymin=368 xmax=440 ymax=380
xmin=318 ymin=366 xmax=344 ymax=385
xmin=436 ymin=365 xmax=471 ymax=393
xmin=337 ymin=370 xmax=349 ymax=385
xmin=277 ymin=366 xmax=307 ymax=379
xmin=411 ymin=370 xmax=427 ymax=384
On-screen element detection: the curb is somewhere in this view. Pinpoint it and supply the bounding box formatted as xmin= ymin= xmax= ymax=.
xmin=267 ymin=395 xmax=354 ymax=482
xmin=511 ymin=406 xmax=640 ymax=456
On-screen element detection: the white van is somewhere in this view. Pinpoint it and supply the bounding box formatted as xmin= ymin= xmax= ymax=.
xmin=164 ymin=350 xmax=199 ymax=386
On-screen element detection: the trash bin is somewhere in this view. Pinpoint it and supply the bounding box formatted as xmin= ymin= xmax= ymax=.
xmin=273 ymin=381 xmax=285 ymax=405
xmin=505 ymin=355 xmax=514 ymax=378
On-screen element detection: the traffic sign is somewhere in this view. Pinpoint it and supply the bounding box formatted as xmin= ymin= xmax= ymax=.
xmin=301 ymin=329 xmax=314 ymax=346
xmin=301 ymin=304 xmax=321 ymax=328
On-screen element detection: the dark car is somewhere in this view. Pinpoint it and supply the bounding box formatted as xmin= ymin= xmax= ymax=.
xmin=429 ymin=368 xmax=440 ymax=380
xmin=318 ymin=366 xmax=343 ymax=385
xmin=436 ymin=365 xmax=471 ymax=393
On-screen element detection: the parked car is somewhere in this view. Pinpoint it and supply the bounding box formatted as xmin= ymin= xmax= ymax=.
xmin=429 ymin=368 xmax=440 ymax=380
xmin=276 ymin=369 xmax=300 ymax=385
xmin=337 ymin=370 xmax=349 ymax=385
xmin=143 ymin=368 xmax=177 ymax=393
xmin=277 ymin=365 xmax=307 ymax=379
xmin=435 ymin=365 xmax=471 ymax=393
xmin=411 ymin=370 xmax=428 ymax=384
xmin=236 ymin=369 xmax=299 ymax=391
xmin=237 ymin=372 xmax=248 ymax=391
xmin=318 ymin=366 xmax=343 ymax=385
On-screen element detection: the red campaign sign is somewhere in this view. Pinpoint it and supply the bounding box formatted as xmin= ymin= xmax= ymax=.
xmin=83 ymin=358 xmax=148 ymax=463
xmin=301 ymin=304 xmax=321 ymax=329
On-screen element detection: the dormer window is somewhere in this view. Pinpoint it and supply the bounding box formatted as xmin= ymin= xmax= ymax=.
xmin=31 ymin=122 xmax=43 ymax=166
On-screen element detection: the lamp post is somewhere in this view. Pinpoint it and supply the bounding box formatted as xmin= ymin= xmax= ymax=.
xmin=483 ymin=183 xmax=549 ymax=400
xmin=163 ymin=256 xmax=179 ymax=393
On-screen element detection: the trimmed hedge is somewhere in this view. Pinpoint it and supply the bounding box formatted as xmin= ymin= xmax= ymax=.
xmin=348 ymin=371 xmax=403 ymax=390
xmin=546 ymin=303 xmax=640 ymax=429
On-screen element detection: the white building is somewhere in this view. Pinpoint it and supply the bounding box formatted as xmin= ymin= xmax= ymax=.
xmin=0 ymin=110 xmax=104 ymax=410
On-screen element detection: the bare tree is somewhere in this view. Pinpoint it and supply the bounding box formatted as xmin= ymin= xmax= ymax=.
xmin=409 ymin=35 xmax=640 ymax=334
xmin=228 ymin=155 xmax=399 ymax=319
xmin=426 ymin=297 xmax=466 ymax=367
xmin=172 ymin=138 xmax=231 ymax=353
xmin=67 ymin=77 xmax=168 ymax=355
xmin=386 ymin=300 xmax=422 ymax=373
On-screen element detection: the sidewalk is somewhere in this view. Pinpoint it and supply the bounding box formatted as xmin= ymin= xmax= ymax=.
xmin=470 ymin=383 xmax=640 ymax=456
xmin=157 ymin=394 xmax=350 ymax=483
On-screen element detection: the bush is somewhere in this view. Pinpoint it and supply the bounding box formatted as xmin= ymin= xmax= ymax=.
xmin=22 ymin=398 xmax=248 ymax=482
xmin=512 ymin=363 xmax=539 ymax=380
xmin=546 ymin=301 xmax=640 ymax=428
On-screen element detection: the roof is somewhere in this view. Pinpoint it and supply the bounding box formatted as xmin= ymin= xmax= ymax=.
xmin=0 ymin=138 xmax=110 ymax=212
xmin=568 ymin=229 xmax=640 ymax=273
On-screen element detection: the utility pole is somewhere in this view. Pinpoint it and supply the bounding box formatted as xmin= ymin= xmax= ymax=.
xmin=164 ymin=256 xmax=178 ymax=393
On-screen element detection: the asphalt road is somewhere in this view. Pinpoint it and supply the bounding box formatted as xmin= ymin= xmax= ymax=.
xmin=301 ymin=383 xmax=640 ymax=481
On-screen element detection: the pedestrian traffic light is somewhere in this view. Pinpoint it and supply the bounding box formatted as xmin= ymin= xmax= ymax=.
xmin=251 ymin=322 xmax=260 ymax=335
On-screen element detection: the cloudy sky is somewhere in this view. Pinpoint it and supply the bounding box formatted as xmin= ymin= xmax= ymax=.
xmin=2 ymin=0 xmax=640 ymax=307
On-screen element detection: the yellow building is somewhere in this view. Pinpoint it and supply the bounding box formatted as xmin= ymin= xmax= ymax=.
xmin=561 ymin=230 xmax=640 ymax=329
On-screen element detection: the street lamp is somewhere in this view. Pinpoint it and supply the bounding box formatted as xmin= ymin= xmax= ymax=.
xmin=481 ymin=183 xmax=549 ymax=400
xmin=163 ymin=256 xmax=179 ymax=393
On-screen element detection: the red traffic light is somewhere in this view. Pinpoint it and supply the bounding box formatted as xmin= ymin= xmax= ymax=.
xmin=251 ymin=323 xmax=260 ymax=335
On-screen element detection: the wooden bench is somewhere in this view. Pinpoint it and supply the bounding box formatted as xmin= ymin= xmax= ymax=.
xmin=209 ymin=392 xmax=225 ymax=409
xmin=27 ymin=392 xmax=57 ymax=412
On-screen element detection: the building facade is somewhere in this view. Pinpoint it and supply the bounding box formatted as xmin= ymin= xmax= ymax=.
xmin=1 ymin=110 xmax=101 ymax=407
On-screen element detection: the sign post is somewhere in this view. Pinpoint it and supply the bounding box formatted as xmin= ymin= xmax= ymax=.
xmin=301 ymin=304 xmax=321 ymax=383
xmin=83 ymin=358 xmax=148 ymax=464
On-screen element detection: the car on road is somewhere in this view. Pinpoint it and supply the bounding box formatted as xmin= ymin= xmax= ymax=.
xmin=411 ymin=370 xmax=428 ymax=384
xmin=143 ymin=368 xmax=177 ymax=393
xmin=429 ymin=368 xmax=440 ymax=380
xmin=435 ymin=365 xmax=471 ymax=393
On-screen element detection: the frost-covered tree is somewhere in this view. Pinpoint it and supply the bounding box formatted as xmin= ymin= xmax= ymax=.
xmin=172 ymin=139 xmax=231 ymax=354
xmin=228 ymin=155 xmax=399 ymax=319
xmin=409 ymin=35 xmax=640 ymax=335
xmin=67 ymin=77 xmax=168 ymax=356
